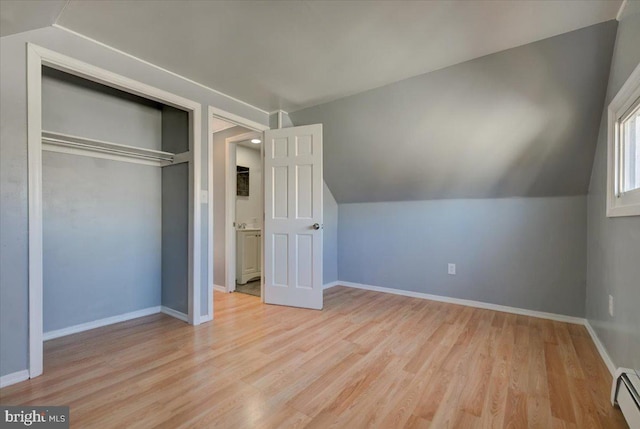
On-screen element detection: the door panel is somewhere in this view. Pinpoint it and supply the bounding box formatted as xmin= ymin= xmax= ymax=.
xmin=296 ymin=165 xmax=313 ymax=218
xmin=243 ymin=234 xmax=258 ymax=274
xmin=272 ymin=233 xmax=289 ymax=287
xmin=273 ymin=166 xmax=288 ymax=218
xmin=296 ymin=234 xmax=313 ymax=289
xmin=264 ymin=124 xmax=323 ymax=309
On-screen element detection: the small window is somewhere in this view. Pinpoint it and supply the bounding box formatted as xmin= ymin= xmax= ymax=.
xmin=620 ymin=100 xmax=640 ymax=193
xmin=607 ymin=64 xmax=640 ymax=217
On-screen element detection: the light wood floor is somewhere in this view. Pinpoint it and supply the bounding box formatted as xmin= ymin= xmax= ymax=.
xmin=0 ymin=287 xmax=627 ymax=428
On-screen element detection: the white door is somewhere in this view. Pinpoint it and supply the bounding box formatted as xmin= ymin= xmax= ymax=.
xmin=264 ymin=124 xmax=323 ymax=310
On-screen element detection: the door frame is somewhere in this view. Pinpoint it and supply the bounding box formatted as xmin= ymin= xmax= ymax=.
xmin=224 ymin=131 xmax=264 ymax=296
xmin=206 ymin=107 xmax=269 ymax=307
xmin=26 ymin=44 xmax=203 ymax=378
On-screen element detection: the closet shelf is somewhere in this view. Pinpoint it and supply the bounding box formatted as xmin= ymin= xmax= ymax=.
xmin=42 ymin=130 xmax=182 ymax=167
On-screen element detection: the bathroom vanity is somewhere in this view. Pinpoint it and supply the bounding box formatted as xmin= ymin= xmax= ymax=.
xmin=236 ymin=229 xmax=262 ymax=284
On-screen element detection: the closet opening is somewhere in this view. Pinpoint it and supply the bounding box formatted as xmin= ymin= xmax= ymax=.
xmin=41 ymin=65 xmax=191 ymax=344
xmin=27 ymin=43 xmax=203 ymax=378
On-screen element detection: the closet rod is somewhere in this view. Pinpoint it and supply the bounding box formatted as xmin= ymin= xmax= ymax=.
xmin=42 ymin=130 xmax=176 ymax=167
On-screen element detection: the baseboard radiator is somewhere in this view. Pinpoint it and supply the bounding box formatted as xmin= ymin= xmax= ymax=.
xmin=612 ymin=368 xmax=640 ymax=428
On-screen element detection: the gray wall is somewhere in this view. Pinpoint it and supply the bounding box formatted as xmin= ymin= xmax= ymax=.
xmin=162 ymin=164 xmax=189 ymax=314
xmin=0 ymin=25 xmax=268 ymax=378
xmin=290 ymin=21 xmax=617 ymax=204
xmin=43 ymin=153 xmax=162 ymax=331
xmin=161 ymin=105 xmax=189 ymax=154
xmin=339 ymin=196 xmax=588 ymax=317
xmin=161 ymin=106 xmax=190 ymax=314
xmin=323 ymin=182 xmax=338 ymax=284
xmin=40 ymin=71 xmax=163 ymax=333
xmin=42 ymin=67 xmax=163 ymax=150
xmin=268 ymin=111 xmax=294 ymax=129
xmin=586 ymin=3 xmax=640 ymax=372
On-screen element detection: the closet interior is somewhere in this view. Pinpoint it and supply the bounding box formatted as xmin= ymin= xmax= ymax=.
xmin=41 ymin=66 xmax=191 ymax=340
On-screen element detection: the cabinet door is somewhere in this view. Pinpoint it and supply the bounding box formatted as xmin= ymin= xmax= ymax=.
xmin=242 ymin=233 xmax=259 ymax=275
xmin=256 ymin=233 xmax=262 ymax=273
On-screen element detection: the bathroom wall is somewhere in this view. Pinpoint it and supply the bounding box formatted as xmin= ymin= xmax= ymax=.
xmin=236 ymin=145 xmax=263 ymax=228
xmin=211 ymin=126 xmax=252 ymax=287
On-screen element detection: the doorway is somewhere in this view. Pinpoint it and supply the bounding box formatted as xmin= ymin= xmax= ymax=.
xmin=208 ymin=111 xmax=324 ymax=313
xmin=208 ymin=113 xmax=267 ymax=303
xmin=227 ymin=131 xmax=264 ymax=298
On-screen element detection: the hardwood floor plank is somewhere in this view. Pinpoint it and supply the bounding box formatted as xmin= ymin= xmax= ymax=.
xmin=503 ymin=388 xmax=528 ymax=428
xmin=0 ymin=287 xmax=626 ymax=428
xmin=545 ymin=342 xmax=577 ymax=424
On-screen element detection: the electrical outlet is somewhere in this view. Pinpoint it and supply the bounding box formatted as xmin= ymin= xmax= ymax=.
xmin=609 ymin=295 xmax=614 ymax=317
xmin=448 ymin=263 xmax=456 ymax=275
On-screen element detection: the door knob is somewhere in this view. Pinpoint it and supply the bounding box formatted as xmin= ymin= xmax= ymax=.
xmin=312 ymin=223 xmax=320 ymax=230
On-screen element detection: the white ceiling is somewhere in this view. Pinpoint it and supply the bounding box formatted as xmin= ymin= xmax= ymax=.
xmin=0 ymin=0 xmax=66 ymax=37
xmin=237 ymin=139 xmax=262 ymax=150
xmin=3 ymin=1 xmax=623 ymax=112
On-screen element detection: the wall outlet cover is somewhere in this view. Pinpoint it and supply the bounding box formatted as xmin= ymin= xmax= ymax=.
xmin=448 ymin=263 xmax=456 ymax=275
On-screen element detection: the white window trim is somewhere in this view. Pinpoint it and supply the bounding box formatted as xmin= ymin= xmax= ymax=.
xmin=607 ymin=62 xmax=640 ymax=217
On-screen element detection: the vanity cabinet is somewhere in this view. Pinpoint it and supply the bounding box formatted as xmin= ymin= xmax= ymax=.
xmin=236 ymin=230 xmax=262 ymax=284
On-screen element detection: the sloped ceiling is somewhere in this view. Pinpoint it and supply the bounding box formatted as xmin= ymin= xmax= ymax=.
xmin=41 ymin=0 xmax=623 ymax=111
xmin=0 ymin=0 xmax=66 ymax=37
xmin=290 ymin=22 xmax=618 ymax=203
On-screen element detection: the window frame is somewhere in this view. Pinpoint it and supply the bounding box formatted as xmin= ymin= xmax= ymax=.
xmin=606 ymin=62 xmax=640 ymax=217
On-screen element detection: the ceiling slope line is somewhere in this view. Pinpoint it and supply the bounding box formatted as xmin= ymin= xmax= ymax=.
xmin=616 ymin=0 xmax=628 ymax=21
xmin=53 ymin=0 xmax=70 ymax=26
xmin=51 ymin=23 xmax=271 ymax=116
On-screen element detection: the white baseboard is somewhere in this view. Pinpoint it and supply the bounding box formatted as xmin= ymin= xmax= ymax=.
xmin=333 ymin=281 xmax=586 ymax=325
xmin=161 ymin=306 xmax=188 ymax=322
xmin=213 ymin=284 xmax=227 ymax=293
xmin=323 ymin=281 xmax=340 ymax=290
xmin=585 ymin=320 xmax=616 ymax=376
xmin=0 ymin=370 xmax=30 ymax=389
xmin=43 ymin=306 xmax=161 ymax=341
xmin=330 ymin=281 xmax=618 ymax=379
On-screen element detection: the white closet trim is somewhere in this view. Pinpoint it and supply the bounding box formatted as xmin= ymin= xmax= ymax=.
xmin=27 ymin=43 xmax=204 ymax=381
xmin=42 ymin=131 xmax=175 ymax=167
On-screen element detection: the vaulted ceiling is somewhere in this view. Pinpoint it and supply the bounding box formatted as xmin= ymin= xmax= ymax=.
xmin=0 ymin=0 xmax=66 ymax=37
xmin=1 ymin=1 xmax=623 ymax=203
xmin=0 ymin=0 xmax=622 ymax=112
xmin=290 ymin=21 xmax=618 ymax=203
